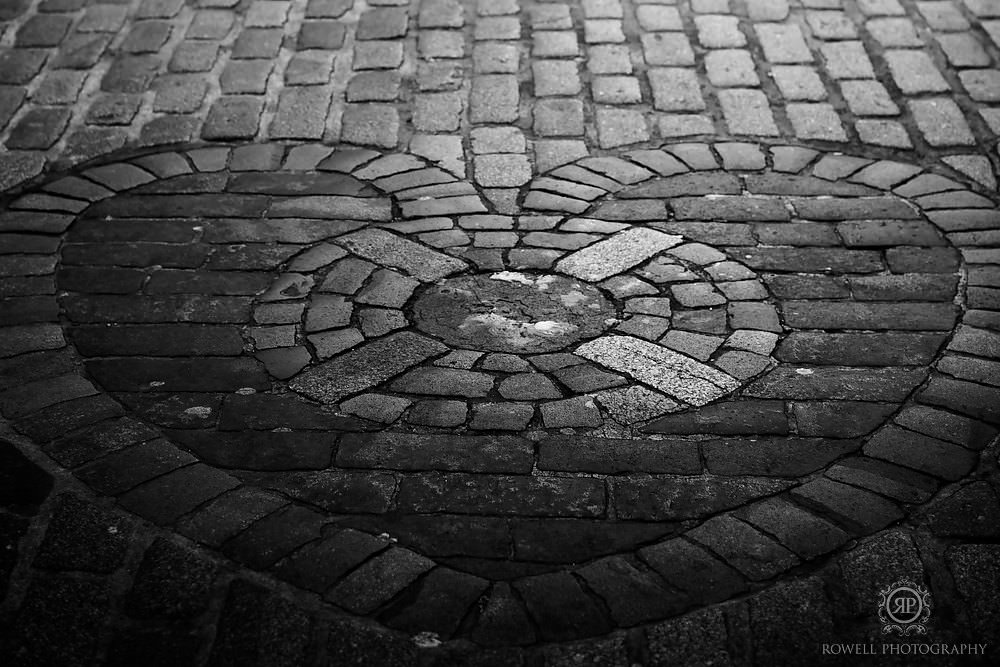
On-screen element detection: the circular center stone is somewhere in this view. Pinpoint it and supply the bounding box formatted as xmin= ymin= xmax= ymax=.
xmin=412 ymin=272 xmax=616 ymax=353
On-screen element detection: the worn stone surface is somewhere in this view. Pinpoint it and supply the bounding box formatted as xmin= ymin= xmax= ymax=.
xmin=577 ymin=335 xmax=740 ymax=406
xmin=1 ymin=3 xmax=998 ymax=647
xmin=291 ymin=332 xmax=448 ymax=403
xmin=413 ymin=272 xmax=615 ymax=353
xmin=556 ymin=228 xmax=681 ymax=281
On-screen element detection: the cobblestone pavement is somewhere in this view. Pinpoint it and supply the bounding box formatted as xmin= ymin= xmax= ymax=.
xmin=2 ymin=1 xmax=1000 ymax=666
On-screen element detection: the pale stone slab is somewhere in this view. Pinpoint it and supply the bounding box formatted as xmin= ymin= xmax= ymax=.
xmin=337 ymin=228 xmax=468 ymax=281
xmin=555 ymin=228 xmax=682 ymax=282
xmin=576 ymin=335 xmax=739 ymax=406
xmin=291 ymin=331 xmax=448 ymax=402
xmin=592 ymin=385 xmax=680 ymax=423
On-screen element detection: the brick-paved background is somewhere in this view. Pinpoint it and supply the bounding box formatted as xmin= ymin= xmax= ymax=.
xmin=0 ymin=0 xmax=999 ymax=190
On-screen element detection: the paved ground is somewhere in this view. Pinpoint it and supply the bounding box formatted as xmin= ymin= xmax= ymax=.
xmin=1 ymin=1 xmax=1000 ymax=665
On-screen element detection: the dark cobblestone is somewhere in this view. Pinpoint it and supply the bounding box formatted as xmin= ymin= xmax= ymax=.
xmin=515 ymin=572 xmax=612 ymax=642
xmin=8 ymin=576 xmax=111 ymax=666
xmin=791 ymin=478 xmax=903 ymax=534
xmin=119 ymin=464 xmax=239 ymax=525
xmin=539 ymin=435 xmax=700 ymax=474
xmin=223 ymin=504 xmax=327 ymax=570
xmin=34 ymin=493 xmax=133 ymax=573
xmin=210 ymin=579 xmax=314 ymax=666
xmin=125 ymin=538 xmax=217 ymax=619
xmin=749 ymin=579 xmax=835 ymax=664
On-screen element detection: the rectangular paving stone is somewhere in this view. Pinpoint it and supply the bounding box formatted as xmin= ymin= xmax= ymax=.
xmin=274 ymin=528 xmax=387 ymax=592
xmin=396 ymin=472 xmax=606 ymax=517
xmin=337 ymin=228 xmax=467 ymax=281
xmin=895 ymin=404 xmax=998 ymax=449
xmin=538 ymin=436 xmax=700 ymax=474
xmin=864 ymin=424 xmax=977 ymax=481
xmin=641 ymin=33 xmax=695 ymax=66
xmin=806 ymin=10 xmax=857 ymax=39
xmin=232 ymin=28 xmax=283 ymax=59
xmin=719 ymin=89 xmax=779 ymax=136
xmin=188 ymin=10 xmax=236 ymax=39
xmin=935 ymin=33 xmax=991 ymax=67
xmin=772 ymin=66 xmax=827 ymax=101
xmin=267 ymin=195 xmax=391 ymax=221
xmin=202 ymin=96 xmax=262 ymax=139
xmin=789 ymin=478 xmax=902 ymax=534
xmin=86 ymin=358 xmax=270 ymax=392
xmin=6 ymin=107 xmax=71 ymax=149
xmin=825 ymin=457 xmax=938 ymax=504
xmin=884 ymin=50 xmax=949 ymax=93
xmin=0 ymin=373 xmax=97 ymax=419
xmin=533 ymin=31 xmax=578 ymax=58
xmin=306 ymin=0 xmax=353 ymax=18
xmin=578 ymin=556 xmax=685 ymax=627
xmin=337 ymin=433 xmax=533 ymax=473
xmin=909 ymin=98 xmax=976 ymax=146
xmin=75 ymin=438 xmax=195 ymax=495
xmin=782 ymin=301 xmax=957 ymax=330
xmin=790 ymin=196 xmax=918 ymax=220
xmin=616 ymin=476 xmax=791 ymax=522
xmin=705 ymin=50 xmax=759 ymax=87
xmin=357 ymin=8 xmax=408 ymax=40
xmin=556 ymin=228 xmax=681 ymax=281
xmin=746 ymin=366 xmax=927 ymax=401
xmin=533 ymin=60 xmax=581 ymax=96
xmin=290 ymin=332 xmax=448 ymax=402
xmin=327 ymin=548 xmax=432 ymax=614
xmin=755 ymin=24 xmax=813 ymax=63
xmin=534 ymin=98 xmax=584 ymax=136
xmin=847 ymin=274 xmax=958 ymax=301
xmin=340 ymin=103 xmax=400 ymax=148
xmin=577 ymin=335 xmax=739 ymax=406
xmin=16 ymin=395 xmax=118 ymax=445
xmin=648 ymin=68 xmax=705 ymax=111
xmin=918 ymin=374 xmax=1000 ymax=423
xmin=820 ymin=41 xmax=874 ymax=79
xmin=787 ymin=103 xmax=847 ymax=141
xmin=413 ymin=92 xmax=464 ymax=132
xmin=269 ymin=86 xmax=332 ymax=139
xmin=695 ymin=15 xmax=745 ymax=48
xmin=470 ymin=75 xmax=519 ymax=123
xmin=776 ymin=331 xmax=945 ymax=365
xmin=119 ymin=464 xmax=240 ymax=525
xmin=222 ymin=504 xmax=326 ymax=570
xmin=739 ymin=247 xmax=884 ymax=273
xmin=703 ymin=437 xmax=859 ymax=477
xmin=589 ymin=44 xmax=632 ymax=73
xmin=840 ymin=80 xmax=899 ymax=116
xmin=687 ymin=515 xmax=798 ymax=580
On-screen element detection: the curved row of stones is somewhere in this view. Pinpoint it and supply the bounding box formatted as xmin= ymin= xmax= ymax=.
xmin=1 ymin=140 xmax=998 ymax=645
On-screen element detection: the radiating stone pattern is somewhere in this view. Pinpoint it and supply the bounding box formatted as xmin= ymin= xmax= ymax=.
xmin=251 ymin=197 xmax=778 ymax=431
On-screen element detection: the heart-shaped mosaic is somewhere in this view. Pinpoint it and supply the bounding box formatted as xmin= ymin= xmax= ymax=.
xmin=7 ymin=141 xmax=994 ymax=643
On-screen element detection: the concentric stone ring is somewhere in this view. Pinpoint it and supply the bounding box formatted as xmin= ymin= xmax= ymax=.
xmin=4 ymin=140 xmax=996 ymax=646
xmin=245 ymin=201 xmax=779 ymax=433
